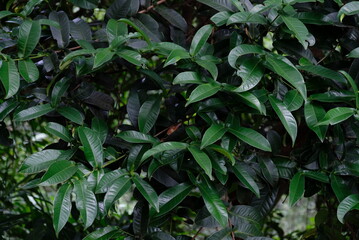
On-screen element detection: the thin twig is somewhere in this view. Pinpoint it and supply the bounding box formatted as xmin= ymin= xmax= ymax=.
xmin=191 ymin=227 xmax=203 ymax=240
xmin=138 ymin=0 xmax=167 ymax=14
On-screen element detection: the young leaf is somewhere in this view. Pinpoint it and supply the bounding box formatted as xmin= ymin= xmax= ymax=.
xmin=232 ymin=163 xmax=260 ymax=198
xmin=138 ymin=97 xmax=161 ymax=134
xmin=57 ymin=106 xmax=84 ymax=125
xmin=13 ymin=103 xmax=54 ymax=122
xmin=316 ymin=107 xmax=355 ymax=126
xmin=289 ymin=172 xmax=305 ymax=206
xmin=133 ymin=175 xmax=159 ymax=212
xmin=45 ymin=122 xmax=72 ymax=142
xmin=74 ymin=179 xmax=98 ymax=229
xmin=186 ymin=83 xmax=221 ymax=106
xmin=229 ymin=127 xmax=271 ymax=152
xmin=197 ymin=176 xmax=228 ymax=228
xmin=53 ymin=183 xmax=73 ymax=236
xmin=188 ymin=145 xmax=213 ymax=179
xmin=18 ymin=20 xmax=41 ymax=58
xmin=268 ymin=95 xmax=297 ymax=145
xmin=18 ymin=59 xmax=39 ymax=83
xmin=337 ymin=194 xmax=359 ymax=223
xmin=0 ymin=58 xmax=20 ymax=99
xmin=304 ymin=102 xmax=327 ymax=142
xmin=39 ymin=160 xmax=78 ymax=186
xmin=201 ymin=124 xmax=227 ymax=149
xmin=78 ymin=127 xmax=103 ymax=167
xmin=104 ymin=176 xmax=132 ymax=212
xmin=190 ymin=24 xmax=213 ymax=56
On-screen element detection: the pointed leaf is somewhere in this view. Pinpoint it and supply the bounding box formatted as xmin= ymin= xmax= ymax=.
xmin=138 ymin=97 xmax=161 ymax=133
xmin=196 ymin=59 xmax=218 ymax=80
xmin=96 ymin=169 xmax=127 ymax=193
xmin=338 ymin=2 xmax=359 ymax=18
xmin=155 ymin=5 xmax=187 ymax=32
xmin=0 ymin=99 xmax=19 ymax=121
xmin=330 ymin=174 xmax=352 ymax=202
xmin=233 ymin=57 xmax=264 ymax=92
xmin=283 ymin=90 xmax=303 ymax=111
xmin=83 ymin=226 xmax=119 ymax=240
xmin=57 ymin=106 xmax=84 ymax=125
xmin=337 ymin=194 xmax=359 ymax=223
xmin=173 ymin=71 xmax=203 ymax=85
xmin=211 ymin=11 xmax=232 ymax=26
xmin=107 ymin=19 xmax=128 ymax=43
xmin=190 ymin=24 xmax=213 ymax=56
xmin=74 ymin=180 xmax=98 ymax=229
xmin=78 ymin=127 xmax=103 ymax=167
xmin=93 ymin=48 xmax=115 ymax=69
xmin=289 ymin=172 xmax=305 ymax=206
xmin=117 ymin=130 xmax=158 ymax=144
xmin=227 ymin=12 xmax=267 ymax=25
xmin=18 ymin=20 xmax=41 ymax=58
xmin=49 ymin=11 xmax=70 ymax=48
xmin=133 ymin=175 xmax=159 ymax=211
xmin=304 ymin=102 xmax=327 ymax=141
xmin=45 ymin=122 xmax=72 ymax=142
xmin=164 ymin=49 xmax=191 ymax=67
xmin=188 ymin=145 xmax=213 ymax=179
xmin=232 ymin=163 xmax=260 ymax=198
xmin=39 ymin=160 xmax=78 ymax=186
xmin=281 ymin=15 xmax=310 ymax=49
xmin=229 ymin=127 xmax=271 ymax=152
xmin=201 ymin=124 xmax=227 ymax=149
xmin=14 ymin=103 xmax=53 ymax=121
xmin=141 ymin=142 xmax=188 ymax=162
xmin=228 ymin=44 xmax=265 ymax=69
xmin=51 ymin=77 xmax=70 ymax=107
xmin=0 ymin=58 xmax=20 ymax=99
xmin=186 ymin=83 xmax=221 ymax=106
xmin=53 ymin=183 xmax=73 ymax=236
xmin=18 ymin=59 xmax=39 ymax=83
xmin=316 ymin=107 xmax=355 ymax=126
xmin=237 ymin=92 xmax=266 ymax=115
xmin=104 ymin=176 xmax=132 ymax=212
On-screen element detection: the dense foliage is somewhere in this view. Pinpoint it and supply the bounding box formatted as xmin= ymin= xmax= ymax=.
xmin=1 ymin=0 xmax=359 ymax=239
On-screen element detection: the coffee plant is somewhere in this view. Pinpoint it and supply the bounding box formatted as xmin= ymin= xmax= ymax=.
xmin=1 ymin=0 xmax=359 ymax=239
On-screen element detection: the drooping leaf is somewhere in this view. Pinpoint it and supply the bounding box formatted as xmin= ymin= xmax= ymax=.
xmin=316 ymin=107 xmax=355 ymax=126
xmin=133 ymin=174 xmax=159 ymax=212
xmin=268 ymin=95 xmax=297 ymax=145
xmin=78 ymin=127 xmax=103 ymax=167
xmin=289 ymin=172 xmax=305 ymax=206
xmin=57 ymin=106 xmax=84 ymax=125
xmin=259 ymin=157 xmax=279 ymax=187
xmin=188 ymin=145 xmax=213 ymax=179
xmin=45 ymin=122 xmax=72 ymax=142
xmin=138 ymin=97 xmax=161 ymax=134
xmin=233 ymin=57 xmax=264 ymax=92
xmin=229 ymin=127 xmax=271 ymax=152
xmin=51 ymin=77 xmax=70 ymax=107
xmin=18 ymin=59 xmax=39 ymax=83
xmin=196 ymin=58 xmax=219 ymax=80
xmin=104 ymin=176 xmax=132 ymax=212
xmin=0 ymin=58 xmax=20 ymax=99
xmin=237 ymin=92 xmax=266 ymax=115
xmin=228 ymin=44 xmax=265 ymax=69
xmin=190 ymin=24 xmax=213 ymax=56
xmin=201 ymin=124 xmax=227 ymax=149
xmin=53 ymin=183 xmax=73 ymax=236
xmin=304 ymin=102 xmax=327 ymax=142
xmin=95 ymin=169 xmax=127 ymax=194
xmin=73 ymin=179 xmax=98 ymax=229
xmin=49 ymin=11 xmax=70 ymax=48
xmin=281 ymin=15 xmax=310 ymax=49
xmin=39 ymin=160 xmax=78 ymax=186
xmin=18 ymin=20 xmax=41 ymax=58
xmin=337 ymin=194 xmax=359 ymax=223
xmin=197 ymin=176 xmax=228 ymax=227
xmin=132 ymin=14 xmax=162 ymax=42
xmin=13 ymin=103 xmax=54 ymax=122
xmin=232 ymin=162 xmax=260 ymax=198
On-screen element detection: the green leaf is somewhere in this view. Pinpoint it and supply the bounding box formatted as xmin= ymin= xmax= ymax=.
xmin=51 ymin=77 xmax=70 ymax=107
xmin=141 ymin=142 xmax=188 ymax=162
xmin=283 ymin=90 xmax=303 ymax=111
xmin=173 ymin=71 xmax=203 ymax=85
xmin=229 ymin=127 xmax=271 ymax=152
xmin=138 ymin=97 xmax=161 ymax=134
xmin=96 ymin=169 xmax=127 ymax=194
xmin=49 ymin=11 xmax=70 ymax=48
xmin=232 ymin=57 xmax=264 ymax=93
xmin=304 ymin=102 xmax=327 ymax=142
xmin=164 ymin=49 xmax=190 ymax=67
xmin=133 ymin=175 xmax=159 ymax=212
xmin=155 ymin=183 xmax=193 ymax=217
xmin=20 ymin=0 xmax=42 ymax=16
xmin=69 ymin=0 xmax=98 ymax=10
xmin=73 ymin=179 xmax=98 ymax=229
xmin=338 ymin=2 xmax=359 ymax=18
xmin=117 ymin=49 xmax=143 ymax=66
xmin=0 ymin=99 xmax=19 ymax=121
xmin=337 ymin=194 xmax=359 ymax=223
xmin=20 ymin=149 xmax=69 ymax=173
xmin=237 ymin=92 xmax=266 ymax=115
xmin=92 ymin=117 xmax=108 ymax=144
xmin=107 ymin=19 xmax=128 ymax=43
xmin=39 ymin=160 xmax=78 ymax=186
xmin=197 ymin=0 xmax=236 ymax=12
xmin=316 ymin=107 xmax=355 ymax=126
xmin=45 ymin=122 xmax=72 ymax=142
xmin=330 ymin=174 xmax=352 ymax=202
xmin=18 ymin=59 xmax=39 ymax=83
xmin=197 ymin=176 xmax=228 ymax=227
xmin=281 ymin=15 xmax=310 ymax=49
xmin=53 ymin=183 xmax=73 ymax=236
xmin=201 ymin=124 xmax=227 ymax=149
xmin=232 ymin=163 xmax=260 ymax=198
xmin=188 ymin=145 xmax=213 ymax=179
xmin=208 ymin=144 xmax=235 ymax=165
xmin=259 ymin=157 xmax=279 ymax=187
xmin=227 ymin=12 xmax=267 ymax=25
xmin=211 ymin=11 xmax=232 ymax=26
xmin=38 ymin=19 xmax=61 ymax=28
xmin=268 ymin=95 xmax=297 ymax=145
xmin=57 ymin=106 xmax=84 ymax=125
xmin=117 ymin=130 xmax=158 ymax=144
xmin=266 ymin=54 xmax=307 ymax=100
xmin=13 ymin=103 xmax=53 ymax=121
xmin=93 ymin=48 xmax=115 ymax=69
xmin=289 ymin=172 xmax=305 ymax=206
xmin=190 ymin=24 xmax=213 ymax=56
xmin=83 ymin=226 xmax=119 ymax=240
xmin=0 ymin=58 xmax=20 ymax=99
xmin=297 ymin=65 xmax=346 ymax=84
xmin=78 ymin=127 xmax=103 ymax=167
xmin=155 ymin=5 xmax=187 ymax=32
xmin=228 ymin=44 xmax=265 ymax=69
xmin=0 ymin=11 xmax=15 ymax=19
xmin=301 ymin=170 xmax=329 ymax=183
xmin=104 ymin=176 xmax=132 ymax=212
xmin=195 ymin=59 xmax=218 ymax=80
xmin=229 ymin=205 xmax=262 ymax=232
xmin=347 ymin=47 xmax=359 ymax=58
xmin=339 ymin=70 xmax=359 ymax=109
xmin=18 ymin=20 xmax=41 ymax=58
xmin=310 ymin=90 xmax=355 ymax=103
xmin=186 ymin=83 xmax=221 ymax=106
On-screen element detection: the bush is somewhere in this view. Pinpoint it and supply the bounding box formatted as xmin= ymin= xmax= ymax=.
xmin=1 ymin=0 xmax=359 ymax=239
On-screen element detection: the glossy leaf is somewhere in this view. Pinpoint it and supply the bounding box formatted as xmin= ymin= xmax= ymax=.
xmin=289 ymin=172 xmax=305 ymax=206
xmin=330 ymin=174 xmax=352 ymax=202
xmin=304 ymin=102 xmax=327 ymax=142
xmin=20 ymin=149 xmax=69 ymax=173
xmin=13 ymin=103 xmax=53 ymax=122
xmin=190 ymin=24 xmax=213 ymax=56
xmin=104 ymin=176 xmax=132 ymax=212
xmin=51 ymin=77 xmax=70 ymax=107
xmin=0 ymin=58 xmax=20 ymax=99
xmin=117 ymin=130 xmax=158 ymax=144
xmin=18 ymin=20 xmax=41 ymax=58
xmin=0 ymin=99 xmax=19 ymax=121
xmin=201 ymin=124 xmax=227 ymax=149
xmin=155 ymin=5 xmax=187 ymax=32
xmin=91 ymin=118 xmax=108 ymax=144
xmin=211 ymin=11 xmax=232 ymax=26
xmin=228 ymin=44 xmax=265 ymax=69
xmin=186 ymin=83 xmax=221 ymax=106
xmin=141 ymin=142 xmax=188 ymax=162
xmin=133 ymin=175 xmax=159 ymax=212
xmin=232 ymin=163 xmax=260 ymax=198
xmin=227 ymin=12 xmax=267 ymax=25
xmin=49 ymin=11 xmax=70 ymax=48
xmin=233 ymin=57 xmax=264 ymax=92
xmin=269 ymin=95 xmax=297 ymax=145
xmin=164 ymin=49 xmax=190 ymax=67
xmin=188 ymin=145 xmax=213 ymax=179
xmin=93 ymin=48 xmax=115 ymax=69
xmin=53 ymin=183 xmax=73 ymax=236
xmin=316 ymin=107 xmax=355 ymax=126
xmin=197 ymin=0 xmax=236 ymax=12
xmin=78 ymin=127 xmax=103 ymax=167
xmin=69 ymin=0 xmax=98 ymax=9
xmin=337 ymin=194 xmax=359 ymax=223
xmin=229 ymin=127 xmax=271 ymax=152
xmin=281 ymin=15 xmax=310 ymax=49
xmin=338 ymin=2 xmax=359 ymax=18
xmin=18 ymin=59 xmax=39 ymax=83
xmin=173 ymin=71 xmax=203 ymax=85
xmin=83 ymin=226 xmax=119 ymax=240
xmin=138 ymin=97 xmax=161 ymax=134
xmin=39 ymin=160 xmax=78 ymax=186
xmin=283 ymin=90 xmax=303 ymax=111
xmin=195 ymin=59 xmax=218 ymax=80
xmin=74 ymin=180 xmax=98 ymax=229
xmin=95 ymin=169 xmax=127 ymax=194
xmin=45 ymin=122 xmax=72 ymax=142
xmin=57 ymin=106 xmax=84 ymax=125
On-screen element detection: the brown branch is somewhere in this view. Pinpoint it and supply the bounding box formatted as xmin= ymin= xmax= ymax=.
xmin=138 ymin=0 xmax=167 ymax=14
xmin=191 ymin=227 xmax=203 ymax=240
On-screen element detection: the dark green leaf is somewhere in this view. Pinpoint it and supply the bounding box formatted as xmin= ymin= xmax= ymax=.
xmin=297 ymin=65 xmax=346 ymax=84
xmin=197 ymin=0 xmax=236 ymax=12
xmin=39 ymin=160 xmax=78 ymax=186
xmin=232 ymin=57 xmax=264 ymax=92
xmin=155 ymin=5 xmax=187 ymax=32
xmin=259 ymin=157 xmax=279 ymax=187
xmin=281 ymin=15 xmax=310 ymax=49
xmin=237 ymin=92 xmax=266 ymax=115
xmin=18 ymin=20 xmax=41 ymax=58
xmin=83 ymin=226 xmax=119 ymax=240
xmin=211 ymin=11 xmax=231 ymax=26
xmin=69 ymin=0 xmax=98 ymax=10
xmin=96 ymin=169 xmax=127 ymax=194
xmin=93 ymin=48 xmax=115 ymax=69
xmin=132 ymin=14 xmax=162 ymax=42
xmin=228 ymin=44 xmax=265 ymax=69
xmin=117 ymin=49 xmax=143 ymax=66
xmin=133 ymin=200 xmax=149 ymax=237
xmin=229 ymin=127 xmax=271 ymax=152
xmin=304 ymin=102 xmax=327 ymax=142
xmin=53 ymin=183 xmax=73 ymax=236
xmin=138 ymin=97 xmax=160 ymax=133
xmin=70 ymin=18 xmax=92 ymax=41
xmin=13 ymin=103 xmax=53 ymax=121
xmin=227 ymin=12 xmax=267 ymax=25
xmin=45 ymin=122 xmax=72 ymax=142
xmin=0 ymin=58 xmax=20 ymax=99
xmin=49 ymin=11 xmax=70 ymax=48
xmin=195 ymin=59 xmax=218 ymax=80
xmin=337 ymin=194 xmax=359 ymax=223
xmin=186 ymin=83 xmax=221 ymax=106
xmin=106 ymin=0 xmax=131 ymax=19
xmin=190 ymin=24 xmax=213 ymax=56
xmin=188 ymin=145 xmax=213 ymax=179
xmin=107 ymin=19 xmax=128 ymax=43
xmin=92 ymin=118 xmax=108 ymax=144
xmin=173 ymin=71 xmax=203 ymax=85
xmin=57 ymin=106 xmax=84 ymax=125
xmin=207 ymin=227 xmax=232 ymax=240
xmin=283 ymin=90 xmax=303 ymax=111
xmin=104 ymin=176 xmax=132 ymax=212
xmin=18 ymin=59 xmax=39 ymax=83
xmin=0 ymin=99 xmax=19 ymax=121
xmin=316 ymin=107 xmax=355 ymax=126
xmin=201 ymin=124 xmax=227 ymax=149
xmin=302 ymin=170 xmax=329 ymax=183
xmin=133 ymin=174 xmax=159 ymax=211
xmin=330 ymin=174 xmax=352 ymax=202
xmin=141 ymin=142 xmax=188 ymax=162
xmin=289 ymin=172 xmax=305 ymax=206
xmin=78 ymin=127 xmax=103 ymax=167
xmin=232 ymin=163 xmax=260 ymax=198
xmin=51 ymin=77 xmax=70 ymax=107
xmin=164 ymin=49 xmax=190 ymax=67
xmin=117 ymin=130 xmax=158 ymax=144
